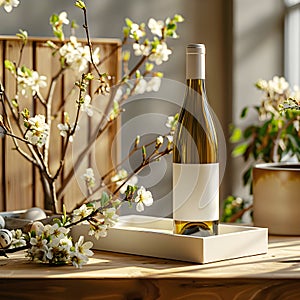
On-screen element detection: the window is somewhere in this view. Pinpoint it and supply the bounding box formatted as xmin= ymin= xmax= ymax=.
xmin=285 ymin=0 xmax=300 ymax=86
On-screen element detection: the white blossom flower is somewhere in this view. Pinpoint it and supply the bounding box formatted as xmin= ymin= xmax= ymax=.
xmin=71 ymin=236 xmax=93 ymax=268
xmin=30 ymin=71 xmax=47 ymax=93
xmin=165 ymin=115 xmax=178 ymax=131
xmin=149 ymin=42 xmax=172 ymax=65
xmin=59 ymin=36 xmax=98 ymax=72
xmin=48 ymin=223 xmax=70 ymax=240
xmin=166 ymin=135 xmax=173 ymax=143
xmin=28 ymin=235 xmax=49 ymax=262
xmin=47 ymin=236 xmax=72 ymax=262
xmin=132 ymin=43 xmax=151 ymax=56
xmin=166 ymin=135 xmax=173 ymax=149
xmin=9 ymin=229 xmax=26 ymax=248
xmin=57 ymin=123 xmax=69 ymax=138
xmin=91 ymin=47 xmax=100 ymax=65
xmin=74 ymin=236 xmax=94 ymax=257
xmin=146 ymin=76 xmax=161 ymax=92
xmin=57 ymin=122 xmax=79 ymax=142
xmin=103 ymin=207 xmax=119 ymax=227
xmin=148 ymin=18 xmax=164 ymax=37
xmin=89 ymin=224 xmax=108 ymax=239
xmin=58 ymin=11 xmax=69 ymax=25
xmin=268 ymin=76 xmax=289 ymax=94
xmin=80 ymin=94 xmax=93 ymax=116
xmin=81 ymin=168 xmax=96 ymax=189
xmin=129 ymin=23 xmax=145 ymax=40
xmin=256 ymin=79 xmax=268 ymax=91
xmin=0 ymin=0 xmax=19 ymax=13
xmin=135 ymin=78 xmax=147 ymax=94
xmin=72 ymin=203 xmax=93 ymax=223
xmin=134 ymin=186 xmax=153 ymax=212
xmin=17 ymin=69 xmax=47 ymax=97
xmin=156 ymin=135 xmax=164 ymax=146
xmin=111 ymin=169 xmax=138 ymax=193
xmin=25 ymin=114 xmax=49 ymax=147
xmin=111 ymin=169 xmax=128 ymax=182
xmin=119 ymin=176 xmax=138 ymax=194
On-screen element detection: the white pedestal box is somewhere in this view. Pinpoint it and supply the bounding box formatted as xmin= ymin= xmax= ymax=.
xmin=71 ymin=215 xmax=268 ymax=264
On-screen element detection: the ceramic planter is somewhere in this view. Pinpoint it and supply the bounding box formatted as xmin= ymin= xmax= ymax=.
xmin=253 ymin=162 xmax=300 ymax=235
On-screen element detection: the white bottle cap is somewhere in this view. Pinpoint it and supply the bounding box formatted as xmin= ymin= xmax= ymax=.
xmin=186 ymin=43 xmax=205 ymax=79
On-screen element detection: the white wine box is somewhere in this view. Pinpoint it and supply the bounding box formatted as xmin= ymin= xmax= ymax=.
xmin=71 ymin=215 xmax=268 ymax=264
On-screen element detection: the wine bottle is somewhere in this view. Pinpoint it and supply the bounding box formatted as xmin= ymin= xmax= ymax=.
xmin=173 ymin=43 xmax=219 ymax=236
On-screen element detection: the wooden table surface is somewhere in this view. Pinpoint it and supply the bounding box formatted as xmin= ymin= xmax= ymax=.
xmin=1 ymin=235 xmax=300 ymax=299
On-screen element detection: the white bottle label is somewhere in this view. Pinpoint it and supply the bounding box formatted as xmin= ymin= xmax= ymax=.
xmin=173 ymin=163 xmax=219 ymax=221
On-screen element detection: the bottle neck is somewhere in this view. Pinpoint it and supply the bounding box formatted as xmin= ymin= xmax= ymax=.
xmin=186 ymin=79 xmax=206 ymax=101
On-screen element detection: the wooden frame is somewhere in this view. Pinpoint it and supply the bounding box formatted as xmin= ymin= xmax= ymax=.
xmin=0 ymin=36 xmax=121 ymax=212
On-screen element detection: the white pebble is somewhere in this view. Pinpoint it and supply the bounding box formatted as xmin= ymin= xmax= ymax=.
xmin=0 ymin=215 xmax=5 ymax=229
xmin=23 ymin=207 xmax=46 ymax=221
xmin=30 ymin=221 xmax=44 ymax=234
xmin=0 ymin=229 xmax=13 ymax=249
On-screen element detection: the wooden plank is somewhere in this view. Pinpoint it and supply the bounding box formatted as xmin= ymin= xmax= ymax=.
xmin=2 ymin=278 xmax=300 ymax=300
xmin=33 ymin=41 xmax=63 ymax=209
xmin=61 ymin=66 xmax=87 ymax=211
xmin=0 ymin=40 xmax=4 ymax=211
xmin=63 ymin=41 xmax=121 ymax=211
xmin=4 ymin=39 xmax=33 ymax=211
xmin=91 ymin=43 xmax=121 ymax=197
xmin=1 ymin=236 xmax=300 ymax=300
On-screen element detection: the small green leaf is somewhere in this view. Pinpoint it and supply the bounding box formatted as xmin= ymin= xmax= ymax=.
xmin=123 ymin=27 xmax=130 ymax=38
xmin=11 ymin=99 xmax=19 ymax=108
xmin=155 ymin=72 xmax=164 ymax=78
xmin=243 ymin=126 xmax=255 ymax=139
xmin=16 ymin=29 xmax=28 ymax=45
xmin=75 ymin=0 xmax=86 ymax=9
xmin=125 ymin=18 xmax=133 ymax=27
xmin=240 ymin=107 xmax=248 ymax=118
xmin=100 ymin=191 xmax=110 ymax=208
xmin=21 ymin=108 xmax=30 ymax=120
xmin=145 ymin=62 xmax=154 ymax=72
xmin=84 ymin=72 xmax=94 ymax=80
xmin=230 ymin=127 xmax=242 ymax=143
xmin=243 ymin=167 xmax=252 ymax=187
xmin=71 ymin=20 xmax=78 ymax=29
xmin=4 ymin=60 xmax=16 ymax=73
xmin=174 ymin=14 xmax=184 ymax=22
xmin=142 ymin=145 xmax=147 ymax=160
xmin=49 ymin=14 xmax=59 ymax=26
xmin=122 ymin=50 xmax=131 ymax=62
xmin=232 ymin=143 xmax=248 ymax=157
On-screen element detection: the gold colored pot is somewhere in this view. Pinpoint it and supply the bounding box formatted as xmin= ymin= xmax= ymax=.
xmin=253 ymin=163 xmax=300 ymax=235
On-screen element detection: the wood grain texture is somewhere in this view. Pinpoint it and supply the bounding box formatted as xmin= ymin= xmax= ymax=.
xmin=0 ymin=278 xmax=300 ymax=300
xmin=0 ymin=236 xmax=300 ymax=299
xmin=4 ymin=39 xmax=33 ymax=211
xmin=0 ymin=36 xmax=121 ymax=212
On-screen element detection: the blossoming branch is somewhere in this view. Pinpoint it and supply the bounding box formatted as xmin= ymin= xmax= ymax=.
xmin=0 ymin=0 xmax=183 ymax=267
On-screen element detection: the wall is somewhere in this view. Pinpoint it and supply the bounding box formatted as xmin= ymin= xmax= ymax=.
xmin=0 ymin=0 xmax=286 ymax=217
xmin=0 ymin=0 xmax=232 ymax=217
xmin=232 ymin=0 xmax=285 ymax=199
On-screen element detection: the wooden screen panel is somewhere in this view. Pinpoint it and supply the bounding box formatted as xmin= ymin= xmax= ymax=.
xmin=0 ymin=36 xmax=121 ymax=212
xmin=3 ymin=39 xmax=34 ymax=211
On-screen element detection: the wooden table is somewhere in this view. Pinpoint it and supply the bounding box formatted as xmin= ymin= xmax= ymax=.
xmin=0 ymin=235 xmax=300 ymax=300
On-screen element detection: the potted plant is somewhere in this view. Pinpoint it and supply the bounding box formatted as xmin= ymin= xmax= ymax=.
xmin=226 ymin=76 xmax=300 ymax=234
